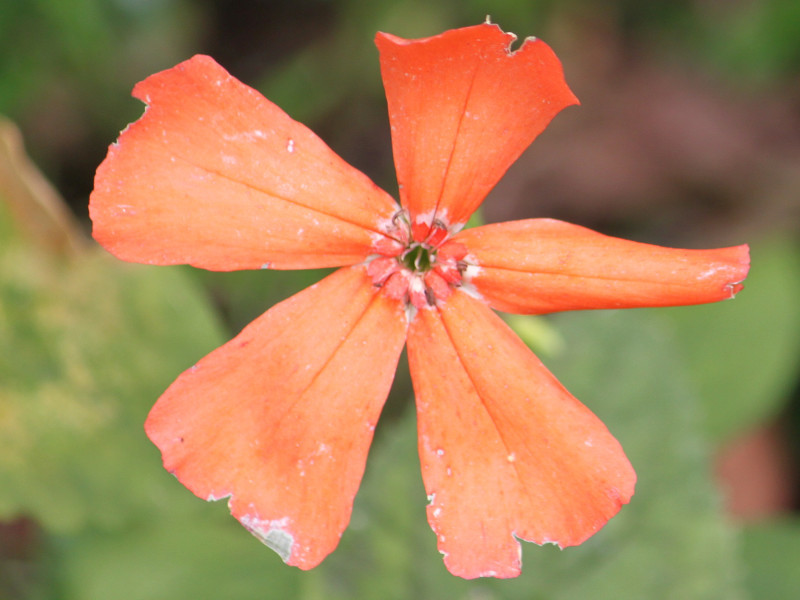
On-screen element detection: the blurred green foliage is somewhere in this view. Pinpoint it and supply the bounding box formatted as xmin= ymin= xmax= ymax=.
xmin=740 ymin=518 xmax=800 ymax=599
xmin=311 ymin=310 xmax=747 ymax=600
xmin=663 ymin=238 xmax=800 ymax=441
xmin=2 ymin=0 xmax=800 ymax=598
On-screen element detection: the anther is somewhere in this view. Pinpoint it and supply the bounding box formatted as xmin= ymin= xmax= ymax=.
xmin=424 ymin=286 xmax=436 ymax=306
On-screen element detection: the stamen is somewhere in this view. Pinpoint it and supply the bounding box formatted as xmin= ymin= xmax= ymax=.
xmin=425 ymin=220 xmax=450 ymax=247
xmin=424 ymin=287 xmax=435 ymax=306
xmin=392 ymin=208 xmax=411 ymax=229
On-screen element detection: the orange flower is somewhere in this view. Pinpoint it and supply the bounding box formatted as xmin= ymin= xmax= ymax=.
xmin=90 ymin=23 xmax=750 ymax=579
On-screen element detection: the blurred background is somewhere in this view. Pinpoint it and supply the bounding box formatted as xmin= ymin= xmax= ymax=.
xmin=2 ymin=0 xmax=799 ymax=598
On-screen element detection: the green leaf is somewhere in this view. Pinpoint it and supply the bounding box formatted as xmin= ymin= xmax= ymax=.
xmin=53 ymin=511 xmax=302 ymax=600
xmin=197 ymin=267 xmax=332 ymax=334
xmin=305 ymin=309 xmax=745 ymax=599
xmin=0 ymin=194 xmax=227 ymax=533
xmin=662 ymin=238 xmax=800 ymax=441
xmin=536 ymin=310 xmax=745 ymax=600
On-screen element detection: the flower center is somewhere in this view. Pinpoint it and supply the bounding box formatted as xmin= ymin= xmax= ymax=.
xmin=368 ymin=209 xmax=470 ymax=311
xmin=401 ymin=242 xmax=436 ymax=272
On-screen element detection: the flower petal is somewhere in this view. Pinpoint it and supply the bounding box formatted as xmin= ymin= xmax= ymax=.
xmin=407 ymin=290 xmax=635 ymax=579
xmin=453 ymin=219 xmax=750 ymax=314
xmin=145 ymin=265 xmax=408 ymax=569
xmin=376 ymin=23 xmax=578 ymax=234
xmin=90 ymin=55 xmax=398 ymax=270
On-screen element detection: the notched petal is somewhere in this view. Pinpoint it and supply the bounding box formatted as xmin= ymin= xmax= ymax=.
xmin=456 ymin=219 xmax=751 ymax=314
xmin=145 ymin=266 xmax=408 ymax=569
xmin=407 ymin=289 xmax=635 ymax=579
xmin=90 ymin=55 xmax=399 ymax=271
xmin=377 ymin=23 xmax=578 ymax=230
xmin=240 ymin=514 xmax=295 ymax=562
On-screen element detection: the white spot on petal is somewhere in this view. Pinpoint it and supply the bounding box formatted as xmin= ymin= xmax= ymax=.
xmin=240 ymin=515 xmax=294 ymax=562
xmin=404 ymin=303 xmax=418 ymax=323
xmin=698 ymin=265 xmax=724 ymax=280
xmin=461 ymin=262 xmax=483 ymax=280
xmin=414 ymin=208 xmax=436 ymax=228
xmin=457 ymin=280 xmax=484 ymax=301
xmin=206 ymin=491 xmax=232 ymax=502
